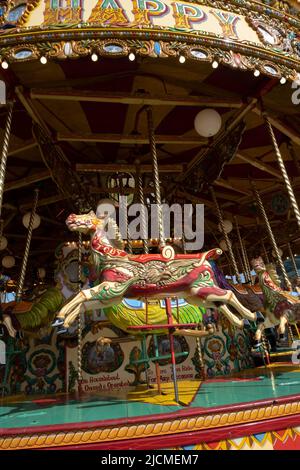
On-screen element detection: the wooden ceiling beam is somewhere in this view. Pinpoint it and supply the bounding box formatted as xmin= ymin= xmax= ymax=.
xmin=57 ymin=132 xmax=207 ymax=146
xmin=4 ymin=170 xmax=51 ymax=192
xmin=76 ymin=163 xmax=184 ymax=173
xmin=214 ymin=179 xmax=251 ymax=196
xmin=8 ymin=141 xmax=37 ymax=157
xmin=20 ymin=194 xmax=68 ymax=211
xmin=90 ymin=186 xmax=154 ymax=194
xmin=31 ymin=89 xmax=242 ymax=108
xmin=236 ymin=152 xmax=283 ymax=179
xmin=252 ymin=107 xmax=300 ymax=146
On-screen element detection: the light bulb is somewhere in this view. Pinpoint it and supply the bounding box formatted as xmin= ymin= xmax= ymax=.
xmin=91 ymin=53 xmax=98 ymax=62
xmin=40 ymin=56 xmax=47 ymax=65
xmin=1 ymin=61 xmax=8 ymax=70
xmin=128 ymin=52 xmax=136 ymax=62
xmin=179 ymin=55 xmax=186 ymax=64
xmin=280 ymin=77 xmax=286 ymax=85
xmin=254 ymin=69 xmax=260 ymax=77
xmin=212 ymin=61 xmax=219 ymax=69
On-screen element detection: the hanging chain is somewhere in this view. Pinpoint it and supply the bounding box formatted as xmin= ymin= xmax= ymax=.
xmin=0 ymin=102 xmax=13 ymax=220
xmin=261 ymin=240 xmax=270 ymax=265
xmin=16 ymin=189 xmax=39 ymax=301
xmin=210 ymin=186 xmax=241 ymax=282
xmin=147 ymin=107 xmax=165 ymax=249
xmin=287 ymin=243 xmax=298 ymax=277
xmin=234 ymin=216 xmax=252 ymax=283
xmin=263 ymin=112 xmax=300 ymax=230
xmin=251 ymin=181 xmax=291 ymax=290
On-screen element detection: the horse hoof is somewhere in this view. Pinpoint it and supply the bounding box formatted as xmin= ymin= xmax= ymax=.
xmin=243 ymin=319 xmax=251 ymax=329
xmin=16 ymin=331 xmax=23 ymax=340
xmin=56 ymin=327 xmax=68 ymax=335
xmin=256 ymin=311 xmax=265 ymax=323
xmin=52 ymin=318 xmax=65 ymax=328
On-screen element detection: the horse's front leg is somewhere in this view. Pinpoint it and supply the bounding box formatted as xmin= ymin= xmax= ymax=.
xmin=278 ymin=314 xmax=288 ymax=341
xmin=2 ymin=314 xmax=17 ymax=338
xmin=55 ymin=277 xmax=137 ymax=328
xmin=253 ymin=322 xmax=265 ymax=347
xmin=218 ymin=305 xmax=247 ymax=329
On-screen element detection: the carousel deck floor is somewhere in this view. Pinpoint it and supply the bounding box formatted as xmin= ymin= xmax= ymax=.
xmin=1 ymin=364 xmax=300 ymax=431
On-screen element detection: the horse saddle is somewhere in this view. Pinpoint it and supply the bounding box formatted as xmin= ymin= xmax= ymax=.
xmin=3 ymin=301 xmax=34 ymax=315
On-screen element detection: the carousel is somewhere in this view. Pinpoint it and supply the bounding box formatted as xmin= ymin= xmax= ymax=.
xmin=0 ymin=0 xmax=300 ymax=451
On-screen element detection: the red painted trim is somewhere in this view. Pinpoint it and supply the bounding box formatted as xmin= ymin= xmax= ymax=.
xmin=1 ymin=392 xmax=300 ymax=437
xmin=43 ymin=412 xmax=300 ymax=450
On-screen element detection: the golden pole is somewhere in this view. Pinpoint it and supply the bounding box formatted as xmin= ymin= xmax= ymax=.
xmin=234 ymin=216 xmax=252 ymax=283
xmin=251 ymin=182 xmax=291 ymax=290
xmin=16 ymin=189 xmax=39 ymax=301
xmin=210 ymin=186 xmax=241 ymax=282
xmin=264 ymin=112 xmax=300 ymax=230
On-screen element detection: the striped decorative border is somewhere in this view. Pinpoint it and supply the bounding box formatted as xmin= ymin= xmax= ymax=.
xmin=1 ymin=395 xmax=300 ymax=449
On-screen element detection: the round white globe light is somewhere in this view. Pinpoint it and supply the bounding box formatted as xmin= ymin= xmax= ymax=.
xmin=272 ymin=248 xmax=283 ymax=257
xmin=0 ymin=236 xmax=8 ymax=251
xmin=2 ymin=255 xmax=15 ymax=268
xmin=220 ymin=239 xmax=231 ymax=252
xmin=218 ymin=220 xmax=233 ymax=234
xmin=194 ymin=109 xmax=222 ymax=138
xmin=38 ymin=267 xmax=46 ymax=279
xmin=40 ymin=56 xmax=47 ymax=65
xmin=22 ymin=212 xmax=41 ymax=230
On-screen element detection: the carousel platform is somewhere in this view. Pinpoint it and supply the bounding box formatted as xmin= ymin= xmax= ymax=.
xmin=1 ymin=363 xmax=300 ymax=450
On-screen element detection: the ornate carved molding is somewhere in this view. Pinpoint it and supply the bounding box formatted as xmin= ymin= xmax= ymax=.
xmin=1 ymin=399 xmax=300 ymax=449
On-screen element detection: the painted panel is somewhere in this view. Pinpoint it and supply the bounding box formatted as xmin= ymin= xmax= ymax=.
xmin=24 ymin=1 xmax=261 ymax=44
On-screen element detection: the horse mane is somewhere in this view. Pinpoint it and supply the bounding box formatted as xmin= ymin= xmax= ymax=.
xmin=91 ymin=216 xmax=125 ymax=271
xmin=265 ymin=263 xmax=281 ymax=287
xmin=106 ymin=217 xmax=125 ymax=250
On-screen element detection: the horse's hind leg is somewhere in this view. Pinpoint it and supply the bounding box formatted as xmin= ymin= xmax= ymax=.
xmin=220 ymin=291 xmax=258 ymax=321
xmin=218 ymin=305 xmax=249 ymax=329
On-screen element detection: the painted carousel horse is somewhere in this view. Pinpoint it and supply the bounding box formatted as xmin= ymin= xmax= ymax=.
xmin=0 ymin=287 xmax=64 ymax=338
xmin=53 ymin=211 xmax=263 ymax=330
xmin=251 ymin=256 xmax=300 ymax=344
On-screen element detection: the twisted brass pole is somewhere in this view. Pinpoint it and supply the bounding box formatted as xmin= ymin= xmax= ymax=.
xmin=136 ymin=165 xmax=149 ymax=254
xmin=234 ymin=216 xmax=252 ymax=283
xmin=16 ymin=189 xmax=39 ymax=301
xmin=251 ymin=182 xmax=291 ymax=290
xmin=210 ymin=186 xmax=241 ymax=282
xmin=264 ymin=112 xmax=300 ymax=230
xmin=287 ymin=242 xmax=298 ymax=277
xmin=0 ymin=102 xmax=13 ymax=230
xmin=77 ymin=229 xmax=83 ymax=393
xmin=147 ymin=107 xmax=165 ymax=249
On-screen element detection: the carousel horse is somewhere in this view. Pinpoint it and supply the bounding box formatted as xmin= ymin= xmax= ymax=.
xmin=53 ymin=211 xmax=264 ymax=330
xmin=0 ymin=286 xmax=65 ymax=338
xmin=250 ymin=256 xmax=300 ymax=344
